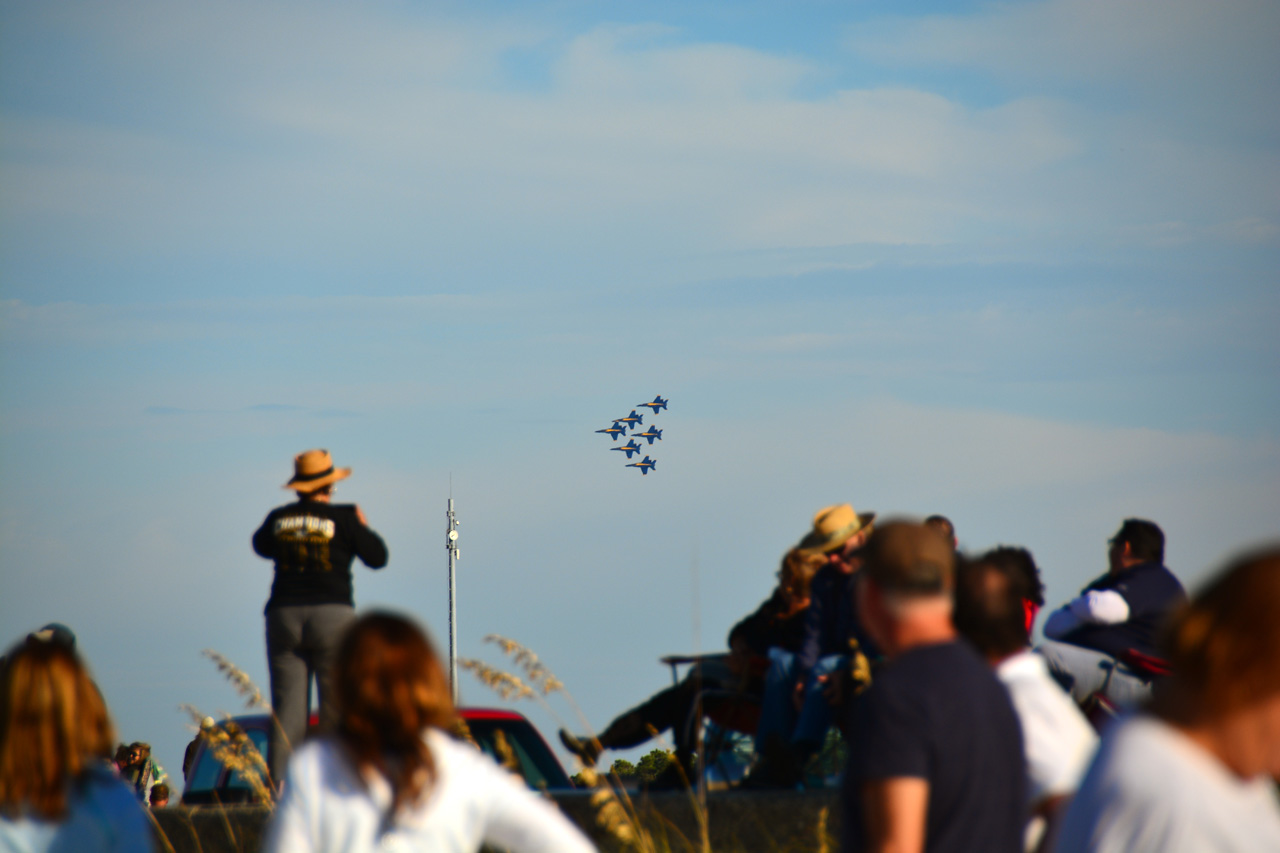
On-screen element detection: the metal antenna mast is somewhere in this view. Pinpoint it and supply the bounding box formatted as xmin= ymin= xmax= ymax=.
xmin=446 ymin=490 xmax=460 ymax=704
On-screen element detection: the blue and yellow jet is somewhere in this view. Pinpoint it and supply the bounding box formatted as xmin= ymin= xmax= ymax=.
xmin=638 ymin=395 xmax=668 ymax=414
xmin=595 ymin=421 xmax=627 ymax=441
xmin=610 ymin=439 xmax=643 ymax=459
xmin=614 ymin=410 xmax=644 ymax=430
xmin=626 ymin=455 xmax=657 ymax=475
xmin=633 ymin=426 xmax=663 ymax=445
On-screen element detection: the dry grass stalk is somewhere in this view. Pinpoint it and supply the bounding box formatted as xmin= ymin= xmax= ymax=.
xmin=491 ymin=729 xmax=523 ymax=779
xmin=483 ymin=634 xmax=565 ymax=695
xmin=201 ymin=649 xmax=270 ymax=710
xmin=457 ymin=658 xmax=535 ymax=701
xmin=179 ymin=704 xmax=274 ymax=806
xmin=462 ymin=645 xmax=663 ymax=851
xmin=577 ymin=767 xmax=642 ymax=848
xmin=449 ymin=715 xmax=479 ymax=748
xmin=463 ymin=638 xmax=726 ymax=852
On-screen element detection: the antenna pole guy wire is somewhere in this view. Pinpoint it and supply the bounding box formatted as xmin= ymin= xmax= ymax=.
xmin=446 ymin=494 xmax=460 ymax=704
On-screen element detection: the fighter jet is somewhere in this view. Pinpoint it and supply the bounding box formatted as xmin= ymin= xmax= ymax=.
xmin=626 ymin=455 xmax=657 ymax=475
xmin=595 ymin=421 xmax=627 ymax=441
xmin=614 ymin=410 xmax=643 ymax=430
xmin=633 ymin=426 xmax=663 ymax=445
xmin=638 ymin=395 xmax=668 ymax=414
xmin=610 ymin=439 xmax=644 ymax=459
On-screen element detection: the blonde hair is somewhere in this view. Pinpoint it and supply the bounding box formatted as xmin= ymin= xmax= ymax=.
xmin=0 ymin=639 xmax=115 ymax=820
xmin=780 ymin=548 xmax=827 ymax=601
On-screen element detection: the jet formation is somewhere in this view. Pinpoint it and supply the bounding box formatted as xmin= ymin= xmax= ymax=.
xmin=626 ymin=456 xmax=657 ymax=475
xmin=633 ymin=426 xmax=662 ymax=445
xmin=638 ymin=396 xmax=668 ymax=414
xmin=594 ymin=423 xmax=628 ymax=440
xmin=595 ymin=395 xmax=667 ymax=474
xmin=610 ymin=439 xmax=643 ymax=459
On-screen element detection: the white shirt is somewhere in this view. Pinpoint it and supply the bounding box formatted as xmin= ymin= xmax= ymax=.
xmin=262 ymin=729 xmax=596 ymax=853
xmin=1055 ymin=715 xmax=1280 ymax=853
xmin=996 ymin=649 xmax=1097 ymax=805
xmin=1043 ymin=590 xmax=1130 ymax=639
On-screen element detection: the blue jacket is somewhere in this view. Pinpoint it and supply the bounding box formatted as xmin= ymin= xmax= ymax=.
xmin=794 ymin=564 xmax=879 ymax=678
xmin=1061 ymin=561 xmax=1185 ymax=659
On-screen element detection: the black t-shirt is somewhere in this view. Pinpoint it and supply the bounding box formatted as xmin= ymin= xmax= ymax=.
xmin=843 ymin=640 xmax=1025 ymax=853
xmin=727 ymin=589 xmax=809 ymax=656
xmin=1061 ymin=561 xmax=1186 ymax=659
xmin=253 ymin=500 xmax=388 ymax=611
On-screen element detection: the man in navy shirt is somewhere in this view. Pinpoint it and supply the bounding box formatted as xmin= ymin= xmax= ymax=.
xmin=844 ymin=520 xmax=1025 ymax=853
xmin=1038 ymin=518 xmax=1185 ymax=707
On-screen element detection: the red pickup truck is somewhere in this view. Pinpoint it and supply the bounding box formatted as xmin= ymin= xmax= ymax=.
xmin=181 ymin=707 xmax=574 ymax=805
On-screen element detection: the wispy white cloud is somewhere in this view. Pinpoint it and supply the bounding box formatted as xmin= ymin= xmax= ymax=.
xmin=733 ymin=333 xmax=845 ymax=354
xmin=846 ymin=0 xmax=1278 ymax=105
xmin=2 ymin=0 xmax=1276 ymax=790
xmin=5 ymin=0 xmax=1274 ymax=301
xmin=0 ymin=294 xmax=500 ymax=346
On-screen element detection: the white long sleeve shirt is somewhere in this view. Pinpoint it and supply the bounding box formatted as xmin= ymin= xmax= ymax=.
xmin=1043 ymin=589 xmax=1130 ymax=639
xmin=263 ymin=729 xmax=596 ymax=853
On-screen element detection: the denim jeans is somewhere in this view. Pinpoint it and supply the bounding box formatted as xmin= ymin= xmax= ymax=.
xmin=1037 ymin=639 xmax=1154 ymax=708
xmin=753 ymin=648 xmax=845 ymax=754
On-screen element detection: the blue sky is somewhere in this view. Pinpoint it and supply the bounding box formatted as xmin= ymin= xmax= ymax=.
xmin=2 ymin=0 xmax=1278 ymax=779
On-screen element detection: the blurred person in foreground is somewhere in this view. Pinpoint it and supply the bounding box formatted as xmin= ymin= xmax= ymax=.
xmin=749 ymin=503 xmax=878 ymax=787
xmin=560 ymin=546 xmax=826 ymax=785
xmin=1039 ymin=518 xmax=1185 ymax=709
xmin=844 ymin=521 xmax=1025 ymax=853
xmin=263 ymin=611 xmax=595 ymax=853
xmin=0 ymin=638 xmax=156 ymax=852
xmin=1054 ymin=545 xmax=1280 ymax=853
xmin=923 ymin=515 xmax=957 ymax=551
xmin=953 ymin=547 xmax=1096 ymax=852
xmin=254 ymin=448 xmax=389 ymax=786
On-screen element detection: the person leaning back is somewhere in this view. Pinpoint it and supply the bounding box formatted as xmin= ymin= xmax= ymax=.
xmin=1038 ymin=518 xmax=1185 ymax=709
xmin=253 ymin=449 xmax=388 ymax=788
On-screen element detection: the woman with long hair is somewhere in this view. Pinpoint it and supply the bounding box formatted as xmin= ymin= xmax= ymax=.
xmin=0 ymin=638 xmax=155 ymax=852
xmin=263 ymin=611 xmax=594 ymax=852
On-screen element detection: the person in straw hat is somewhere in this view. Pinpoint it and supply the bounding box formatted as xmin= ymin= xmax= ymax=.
xmin=253 ymin=449 xmax=388 ymax=788
xmin=746 ymin=503 xmax=878 ymax=788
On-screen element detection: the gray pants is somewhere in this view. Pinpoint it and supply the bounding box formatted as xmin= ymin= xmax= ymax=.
xmin=265 ymin=603 xmax=355 ymax=786
xmin=1037 ymin=639 xmax=1154 ymax=709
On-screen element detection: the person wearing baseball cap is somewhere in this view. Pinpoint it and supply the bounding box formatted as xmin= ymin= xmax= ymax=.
xmin=27 ymin=622 xmax=77 ymax=649
xmin=253 ymin=449 xmax=388 ymax=789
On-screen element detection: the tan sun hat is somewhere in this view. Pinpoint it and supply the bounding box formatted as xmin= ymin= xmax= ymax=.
xmin=284 ymin=449 xmax=351 ymax=492
xmin=798 ymin=503 xmax=876 ymax=553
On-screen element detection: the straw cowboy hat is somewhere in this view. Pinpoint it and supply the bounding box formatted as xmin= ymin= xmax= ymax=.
xmin=284 ymin=449 xmax=352 ymax=492
xmin=798 ymin=503 xmax=876 ymax=553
